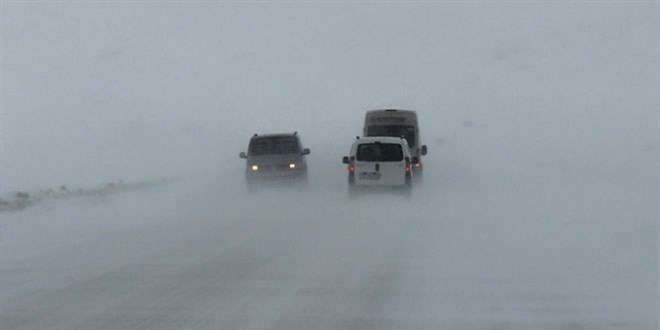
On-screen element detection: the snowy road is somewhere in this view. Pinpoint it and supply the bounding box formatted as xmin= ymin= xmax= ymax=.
xmin=1 ymin=144 xmax=657 ymax=330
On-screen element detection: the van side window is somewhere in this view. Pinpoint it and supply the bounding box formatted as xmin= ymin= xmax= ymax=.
xmin=366 ymin=125 xmax=415 ymax=148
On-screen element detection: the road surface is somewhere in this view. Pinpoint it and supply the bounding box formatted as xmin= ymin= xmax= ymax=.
xmin=1 ymin=146 xmax=657 ymax=330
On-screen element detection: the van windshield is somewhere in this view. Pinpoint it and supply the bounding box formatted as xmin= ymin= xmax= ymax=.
xmin=248 ymin=137 xmax=300 ymax=155
xmin=356 ymin=143 xmax=403 ymax=162
xmin=366 ymin=125 xmax=415 ymax=147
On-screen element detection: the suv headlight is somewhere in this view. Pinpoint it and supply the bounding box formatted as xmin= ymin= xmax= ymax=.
xmin=289 ymin=163 xmax=296 ymax=169
xmin=251 ymin=165 xmax=259 ymax=171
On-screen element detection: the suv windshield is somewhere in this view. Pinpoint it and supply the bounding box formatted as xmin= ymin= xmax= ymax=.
xmin=356 ymin=143 xmax=403 ymax=162
xmin=366 ymin=125 xmax=415 ymax=147
xmin=248 ymin=137 xmax=300 ymax=156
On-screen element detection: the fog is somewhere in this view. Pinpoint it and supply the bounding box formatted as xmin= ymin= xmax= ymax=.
xmin=1 ymin=2 xmax=658 ymax=329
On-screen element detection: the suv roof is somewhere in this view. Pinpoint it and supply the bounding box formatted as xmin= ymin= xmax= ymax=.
xmin=251 ymin=132 xmax=299 ymax=138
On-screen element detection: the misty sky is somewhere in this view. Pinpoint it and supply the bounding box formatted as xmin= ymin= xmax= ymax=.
xmin=1 ymin=2 xmax=658 ymax=193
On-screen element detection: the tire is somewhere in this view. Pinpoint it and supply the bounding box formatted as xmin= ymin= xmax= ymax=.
xmin=245 ymin=178 xmax=257 ymax=193
xmin=298 ymin=174 xmax=309 ymax=188
xmin=401 ymin=178 xmax=413 ymax=199
xmin=413 ymin=166 xmax=423 ymax=180
xmin=348 ymin=176 xmax=358 ymax=199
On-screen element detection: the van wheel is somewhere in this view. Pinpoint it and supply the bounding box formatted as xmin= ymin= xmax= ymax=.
xmin=348 ymin=181 xmax=359 ymax=199
xmin=299 ymin=174 xmax=309 ymax=188
xmin=412 ymin=168 xmax=423 ymax=186
xmin=402 ymin=184 xmax=412 ymax=199
xmin=401 ymin=177 xmax=413 ymax=198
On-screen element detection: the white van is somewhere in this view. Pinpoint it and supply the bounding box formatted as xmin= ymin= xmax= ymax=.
xmin=363 ymin=109 xmax=427 ymax=174
xmin=342 ymin=136 xmax=413 ymax=191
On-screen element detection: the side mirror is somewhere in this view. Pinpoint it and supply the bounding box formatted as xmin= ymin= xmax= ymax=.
xmin=342 ymin=156 xmax=350 ymax=164
xmin=421 ymin=145 xmax=428 ymax=156
xmin=412 ymin=156 xmax=419 ymax=164
xmin=239 ymin=152 xmax=247 ymax=159
xmin=302 ymin=148 xmax=311 ymax=155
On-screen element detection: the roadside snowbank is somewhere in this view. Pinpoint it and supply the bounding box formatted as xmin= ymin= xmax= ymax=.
xmin=0 ymin=178 xmax=171 ymax=213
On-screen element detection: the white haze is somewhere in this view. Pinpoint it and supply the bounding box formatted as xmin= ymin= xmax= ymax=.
xmin=1 ymin=2 xmax=658 ymax=330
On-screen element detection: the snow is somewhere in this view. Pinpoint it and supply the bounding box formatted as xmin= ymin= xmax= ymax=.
xmin=1 ymin=2 xmax=658 ymax=330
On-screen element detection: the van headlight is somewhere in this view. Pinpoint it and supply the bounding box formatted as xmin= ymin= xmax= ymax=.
xmin=251 ymin=165 xmax=259 ymax=171
xmin=288 ymin=163 xmax=296 ymax=169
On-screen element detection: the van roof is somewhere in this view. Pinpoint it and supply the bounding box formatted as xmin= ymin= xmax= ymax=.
xmin=366 ymin=109 xmax=417 ymax=115
xmin=364 ymin=109 xmax=418 ymax=126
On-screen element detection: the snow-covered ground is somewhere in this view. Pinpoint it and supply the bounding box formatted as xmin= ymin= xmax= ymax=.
xmin=1 ymin=141 xmax=657 ymax=329
xmin=1 ymin=2 xmax=658 ymax=329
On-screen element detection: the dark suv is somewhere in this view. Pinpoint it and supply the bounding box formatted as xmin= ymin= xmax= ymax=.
xmin=239 ymin=132 xmax=310 ymax=187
